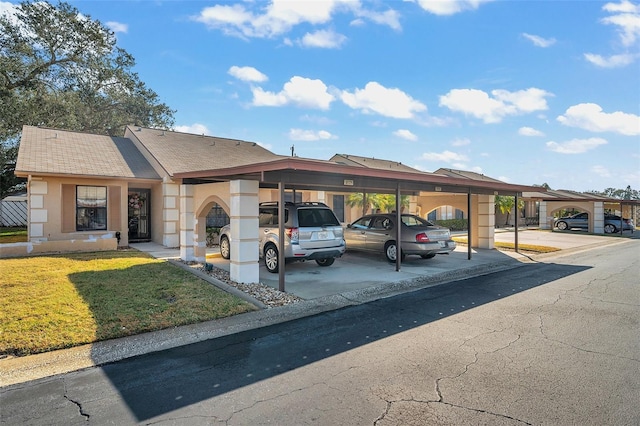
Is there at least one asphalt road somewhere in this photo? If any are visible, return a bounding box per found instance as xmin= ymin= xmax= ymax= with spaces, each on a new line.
xmin=1 ymin=239 xmax=639 ymax=425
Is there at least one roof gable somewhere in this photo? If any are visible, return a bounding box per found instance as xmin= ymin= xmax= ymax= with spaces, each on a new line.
xmin=16 ymin=126 xmax=160 ymax=180
xmin=126 ymin=126 xmax=280 ymax=176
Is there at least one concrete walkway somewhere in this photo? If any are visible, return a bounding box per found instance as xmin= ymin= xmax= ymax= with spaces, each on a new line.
xmin=1 ymin=229 xmax=633 ymax=387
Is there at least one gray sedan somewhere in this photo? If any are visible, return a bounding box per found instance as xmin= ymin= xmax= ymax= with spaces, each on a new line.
xmin=344 ymin=213 xmax=456 ymax=262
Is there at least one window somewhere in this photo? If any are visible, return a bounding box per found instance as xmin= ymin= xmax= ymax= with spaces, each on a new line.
xmin=77 ymin=186 xmax=107 ymax=231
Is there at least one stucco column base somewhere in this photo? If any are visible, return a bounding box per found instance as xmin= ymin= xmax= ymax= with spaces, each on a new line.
xmin=229 ymin=180 xmax=259 ymax=284
xmin=471 ymin=194 xmax=495 ymax=249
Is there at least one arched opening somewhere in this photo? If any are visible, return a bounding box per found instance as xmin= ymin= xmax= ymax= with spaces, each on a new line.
xmin=425 ymin=205 xmax=467 ymax=231
xmin=194 ymin=195 xmax=231 ymax=259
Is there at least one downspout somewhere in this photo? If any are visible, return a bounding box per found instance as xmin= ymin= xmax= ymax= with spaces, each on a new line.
xmin=467 ymin=188 xmax=472 ymax=260
xmin=278 ymin=181 xmax=285 ymax=292
xmin=514 ymin=193 xmax=519 ymax=253
xmin=395 ymin=183 xmax=401 ymax=272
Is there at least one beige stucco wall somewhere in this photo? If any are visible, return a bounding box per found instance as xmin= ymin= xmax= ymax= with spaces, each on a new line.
xmin=26 ymin=175 xmax=161 ymax=248
xmin=0 ymin=238 xmax=117 ymax=258
xmin=27 ymin=176 xmax=126 ymax=243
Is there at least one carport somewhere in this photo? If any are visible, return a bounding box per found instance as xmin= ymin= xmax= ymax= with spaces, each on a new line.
xmin=174 ymin=157 xmax=542 ymax=292
xmin=524 ymin=189 xmax=640 ymax=233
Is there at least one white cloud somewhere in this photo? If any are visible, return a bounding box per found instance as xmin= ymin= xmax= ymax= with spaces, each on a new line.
xmin=289 ymin=128 xmax=336 ymax=141
xmin=393 ymin=129 xmax=418 ymax=141
xmin=228 ymin=66 xmax=268 ymax=82
xmin=354 ymin=7 xmax=401 ymax=30
xmin=522 ymin=33 xmax=556 ymax=47
xmin=413 ymin=0 xmax=494 ymax=16
xmin=340 ymin=82 xmax=427 ymax=119
xmin=584 ymin=52 xmax=637 ymax=67
xmin=439 ymin=88 xmax=551 ymax=123
xmin=193 ymin=1 xmax=400 ymax=40
xmin=421 ymin=150 xmax=469 ymax=163
xmin=106 ymin=21 xmax=128 ymax=33
xmin=519 ymin=126 xmax=545 ymax=137
xmin=252 ymin=76 xmax=335 ymax=109
xmin=591 ymin=165 xmax=612 ymax=178
xmin=546 ymin=137 xmax=608 ymax=154
xmin=451 ymin=137 xmax=471 ymax=146
xmin=601 ymin=0 xmax=640 ymax=46
xmin=557 ymin=103 xmax=640 ymax=135
xmin=300 ymin=29 xmax=347 ymax=48
xmin=174 ymin=123 xmax=211 ymax=135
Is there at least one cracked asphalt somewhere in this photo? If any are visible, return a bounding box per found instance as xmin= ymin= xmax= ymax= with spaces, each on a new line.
xmin=1 ymin=238 xmax=638 ymax=425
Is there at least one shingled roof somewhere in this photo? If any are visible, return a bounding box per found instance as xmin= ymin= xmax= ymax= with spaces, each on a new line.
xmin=329 ymin=154 xmax=422 ymax=173
xmin=16 ymin=126 xmax=161 ymax=180
xmin=126 ymin=126 xmax=280 ymax=176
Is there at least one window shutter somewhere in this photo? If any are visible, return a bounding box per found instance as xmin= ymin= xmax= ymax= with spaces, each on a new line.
xmin=61 ymin=184 xmax=75 ymax=233
xmin=108 ymin=186 xmax=121 ymax=231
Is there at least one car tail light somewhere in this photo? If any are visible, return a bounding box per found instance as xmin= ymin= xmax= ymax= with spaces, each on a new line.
xmin=416 ymin=233 xmax=430 ymax=243
xmin=286 ymin=227 xmax=299 ymax=242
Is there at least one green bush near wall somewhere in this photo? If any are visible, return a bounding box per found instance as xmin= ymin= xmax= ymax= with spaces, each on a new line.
xmin=433 ymin=219 xmax=468 ymax=231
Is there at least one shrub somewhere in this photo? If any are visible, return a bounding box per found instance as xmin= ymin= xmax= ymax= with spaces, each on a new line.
xmin=434 ymin=219 xmax=467 ymax=231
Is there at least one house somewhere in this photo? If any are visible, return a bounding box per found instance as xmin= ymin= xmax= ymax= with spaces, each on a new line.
xmin=11 ymin=125 xmax=545 ymax=284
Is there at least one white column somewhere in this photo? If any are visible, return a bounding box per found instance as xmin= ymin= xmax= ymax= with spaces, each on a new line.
xmin=179 ymin=184 xmax=195 ymax=261
xmin=229 ymin=180 xmax=259 ymax=284
xmin=593 ymin=202 xmax=604 ymax=233
xmin=29 ymin=180 xmax=47 ymax=242
xmin=477 ymin=194 xmax=495 ymax=249
xmin=539 ymin=201 xmax=551 ymax=230
xmin=163 ymin=181 xmax=180 ymax=247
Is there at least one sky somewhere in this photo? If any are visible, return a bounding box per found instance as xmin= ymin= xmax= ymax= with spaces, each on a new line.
xmin=4 ymin=0 xmax=640 ymax=192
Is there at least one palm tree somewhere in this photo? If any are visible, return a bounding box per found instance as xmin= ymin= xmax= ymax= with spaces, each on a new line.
xmin=495 ymin=195 xmax=524 ymax=226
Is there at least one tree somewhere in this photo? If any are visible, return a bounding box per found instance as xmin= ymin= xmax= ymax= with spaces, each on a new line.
xmin=346 ymin=193 xmax=410 ymax=214
xmin=0 ymin=1 xmax=175 ymax=198
xmin=495 ymin=195 xmax=524 ymax=226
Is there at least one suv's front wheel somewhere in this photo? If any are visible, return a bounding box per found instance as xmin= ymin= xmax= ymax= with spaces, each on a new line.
xmin=264 ymin=244 xmax=279 ymax=273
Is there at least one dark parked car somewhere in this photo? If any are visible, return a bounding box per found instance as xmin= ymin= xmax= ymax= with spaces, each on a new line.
xmin=344 ymin=213 xmax=456 ymax=262
xmin=219 ymin=202 xmax=345 ymax=273
xmin=554 ymin=212 xmax=634 ymax=233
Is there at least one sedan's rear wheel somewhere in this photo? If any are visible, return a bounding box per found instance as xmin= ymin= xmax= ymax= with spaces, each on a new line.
xmin=604 ymin=224 xmax=616 ymax=234
xmin=316 ymin=258 xmax=335 ymax=267
xmin=219 ymin=236 xmax=230 ymax=259
xmin=264 ymin=244 xmax=279 ymax=273
xmin=556 ymin=221 xmax=568 ymax=230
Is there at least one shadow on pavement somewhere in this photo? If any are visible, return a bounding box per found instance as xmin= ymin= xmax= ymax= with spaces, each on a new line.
xmin=89 ymin=260 xmax=590 ymax=421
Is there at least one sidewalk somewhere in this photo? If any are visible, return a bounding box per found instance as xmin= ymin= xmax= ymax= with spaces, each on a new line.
xmin=1 ymin=229 xmax=633 ymax=387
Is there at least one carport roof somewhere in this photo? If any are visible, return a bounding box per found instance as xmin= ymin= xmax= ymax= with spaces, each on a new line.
xmin=523 ymin=188 xmax=640 ymax=204
xmin=174 ymin=156 xmax=543 ymax=196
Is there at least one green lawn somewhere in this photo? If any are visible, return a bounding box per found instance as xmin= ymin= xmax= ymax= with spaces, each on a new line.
xmin=0 ymin=250 xmax=256 ymax=356
xmin=0 ymin=226 xmax=27 ymax=243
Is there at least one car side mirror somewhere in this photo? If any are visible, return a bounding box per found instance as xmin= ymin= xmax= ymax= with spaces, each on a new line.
xmin=347 ymin=224 xmax=352 ymax=228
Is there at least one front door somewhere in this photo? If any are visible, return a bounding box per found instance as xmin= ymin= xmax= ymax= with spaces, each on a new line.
xmin=128 ymin=189 xmax=150 ymax=242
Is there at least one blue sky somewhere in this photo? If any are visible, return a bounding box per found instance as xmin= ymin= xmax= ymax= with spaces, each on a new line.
xmin=7 ymin=0 xmax=640 ymax=192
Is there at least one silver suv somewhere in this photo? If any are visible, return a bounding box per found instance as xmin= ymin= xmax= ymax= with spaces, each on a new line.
xmin=219 ymin=202 xmax=346 ymax=273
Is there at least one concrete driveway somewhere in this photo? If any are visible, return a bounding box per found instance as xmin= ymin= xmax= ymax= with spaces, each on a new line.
xmin=203 ymin=229 xmax=629 ymax=300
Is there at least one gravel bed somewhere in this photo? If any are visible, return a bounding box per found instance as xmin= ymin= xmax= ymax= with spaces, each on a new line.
xmin=192 ymin=262 xmax=304 ymax=308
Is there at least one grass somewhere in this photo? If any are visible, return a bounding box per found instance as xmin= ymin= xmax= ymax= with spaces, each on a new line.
xmin=0 ymin=250 xmax=256 ymax=356
xmin=0 ymin=226 xmax=28 ymax=243
xmin=451 ymin=236 xmax=561 ymax=254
